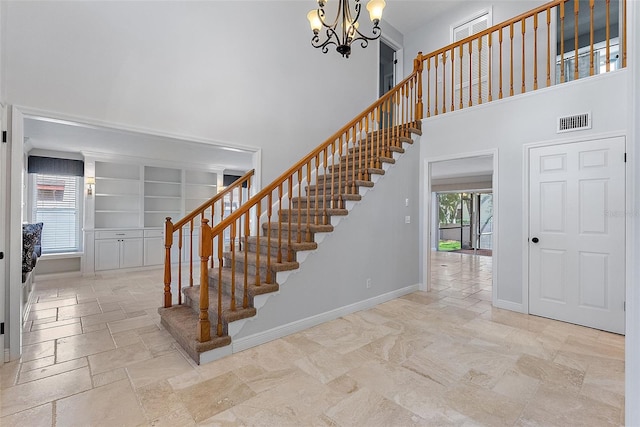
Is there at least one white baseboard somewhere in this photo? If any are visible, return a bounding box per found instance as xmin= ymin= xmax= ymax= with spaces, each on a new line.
xmin=231 ymin=283 xmax=419 ymax=353
xmin=493 ymin=298 xmax=525 ymax=313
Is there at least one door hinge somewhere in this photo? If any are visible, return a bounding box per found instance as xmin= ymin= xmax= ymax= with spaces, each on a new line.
xmin=624 ymin=301 xmax=626 ymax=311
xmin=1 ymin=323 xmax=4 ymax=334
xmin=624 ymin=153 xmax=627 ymax=162
xmin=0 ymin=251 xmax=4 ymax=260
xmin=2 ymin=131 xmax=6 ymax=143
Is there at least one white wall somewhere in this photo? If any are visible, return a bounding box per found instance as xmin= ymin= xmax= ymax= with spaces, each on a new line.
xmin=627 ymin=0 xmax=639 ymax=424
xmin=402 ymin=0 xmax=548 ymax=76
xmin=419 ymin=70 xmax=627 ymax=308
xmin=235 ymin=136 xmax=421 ymax=340
xmin=2 ymin=1 xmax=380 ymax=185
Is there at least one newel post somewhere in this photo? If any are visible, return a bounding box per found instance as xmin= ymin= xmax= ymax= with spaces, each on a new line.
xmin=197 ymin=218 xmax=212 ymax=342
xmin=163 ymin=217 xmax=173 ymax=308
xmin=414 ymin=51 xmax=424 ymax=122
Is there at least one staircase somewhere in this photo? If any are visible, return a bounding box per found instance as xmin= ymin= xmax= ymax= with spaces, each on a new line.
xmin=159 ymin=124 xmax=421 ymax=364
xmin=158 ymin=0 xmax=627 ymax=364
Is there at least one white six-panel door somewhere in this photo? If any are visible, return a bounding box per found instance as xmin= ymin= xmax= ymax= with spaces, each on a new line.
xmin=529 ymin=137 xmax=626 ymax=334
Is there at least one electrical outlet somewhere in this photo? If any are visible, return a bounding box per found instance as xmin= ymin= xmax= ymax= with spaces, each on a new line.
xmin=366 ymin=278 xmax=371 ymax=288
xmin=405 ymin=215 xmax=411 ymax=224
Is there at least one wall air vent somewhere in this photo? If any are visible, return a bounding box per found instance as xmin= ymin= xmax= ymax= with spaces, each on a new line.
xmin=557 ymin=112 xmax=591 ymax=133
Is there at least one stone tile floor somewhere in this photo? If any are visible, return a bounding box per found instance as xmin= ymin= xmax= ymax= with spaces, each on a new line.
xmin=0 ymin=251 xmax=625 ymax=426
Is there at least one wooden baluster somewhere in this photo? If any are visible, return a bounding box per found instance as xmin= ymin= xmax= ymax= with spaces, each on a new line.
xmin=488 ymin=33 xmax=493 ymax=101
xmin=468 ymin=41 xmax=473 ymax=106
xmin=323 ymin=147 xmax=329 ymax=224
xmin=255 ymin=201 xmax=261 ymax=285
xmin=338 ymin=135 xmax=344 ymax=209
xmin=351 ymin=126 xmax=357 ymax=194
xmin=574 ymin=0 xmax=579 ymax=81
xmin=358 ymin=119 xmax=365 ymax=181
xmin=230 ymin=220 xmax=236 ymax=311
xmin=189 ymin=220 xmax=193 ymax=286
xmin=277 ymin=184 xmax=283 ymax=263
xmin=216 ymin=227 xmax=223 ymax=336
xmin=460 ymin=43 xmax=464 ymax=107
xmin=314 ymin=155 xmax=320 ymax=224
xmin=560 ymin=1 xmax=565 ymax=83
xmin=243 ymin=211 xmax=249 ymax=308
xmin=178 ymin=227 xmax=183 ymax=302
xmin=367 ymin=114 xmax=373 ymax=174
xmin=287 ymin=177 xmax=293 ymax=260
xmin=521 ymin=19 xmax=526 ymax=93
xmin=499 ymin=28 xmax=504 ymax=99
xmin=296 ymin=169 xmax=302 ymax=242
xmin=478 ymin=36 xmax=483 ymax=104
xmin=546 ymin=8 xmax=551 ymax=86
xmin=266 ymin=192 xmax=272 ymax=284
xmin=426 ymin=57 xmax=431 ymax=117
xmin=450 ymin=47 xmax=455 ymax=110
xmin=534 ymin=13 xmax=538 ymax=90
xmin=209 ymin=206 xmax=215 ymax=268
xmin=306 ymin=163 xmax=312 ymax=242
xmin=415 ymin=52 xmax=424 ymax=120
xmin=590 ymin=0 xmax=595 ymax=76
xmin=434 ymin=53 xmax=439 ymax=115
xmin=510 ymin=23 xmax=514 ymax=96
xmin=374 ymin=107 xmax=381 ymax=169
xmin=198 ymin=218 xmax=212 ymax=342
xmin=163 ymin=217 xmax=173 ymax=307
xmin=605 ymin=0 xmax=611 ymax=72
xmin=238 ymin=184 xmax=244 ymax=251
xmin=441 ymin=52 xmax=446 ymax=113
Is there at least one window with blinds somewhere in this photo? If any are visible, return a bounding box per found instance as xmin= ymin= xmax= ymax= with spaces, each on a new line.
xmin=452 ymin=12 xmax=490 ymax=106
xmin=31 ymin=173 xmax=82 ymax=253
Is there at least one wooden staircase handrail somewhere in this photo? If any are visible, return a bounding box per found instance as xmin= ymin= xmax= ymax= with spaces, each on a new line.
xmin=206 ymin=73 xmax=421 ymax=240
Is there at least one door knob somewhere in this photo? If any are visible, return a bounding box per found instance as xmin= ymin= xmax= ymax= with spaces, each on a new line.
xmin=531 ymin=237 xmax=539 ymax=243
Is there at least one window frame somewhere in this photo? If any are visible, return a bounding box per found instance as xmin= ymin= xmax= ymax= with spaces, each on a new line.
xmin=29 ymin=172 xmax=84 ymax=254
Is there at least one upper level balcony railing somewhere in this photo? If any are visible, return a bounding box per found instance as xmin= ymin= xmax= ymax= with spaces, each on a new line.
xmin=417 ymin=0 xmax=627 ymax=118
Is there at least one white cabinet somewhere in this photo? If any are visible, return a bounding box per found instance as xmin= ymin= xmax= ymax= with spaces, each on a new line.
xmin=95 ymin=230 xmax=143 ymax=271
xmin=143 ymin=229 xmax=164 ymax=266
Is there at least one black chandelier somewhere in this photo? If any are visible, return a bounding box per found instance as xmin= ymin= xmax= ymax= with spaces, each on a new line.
xmin=307 ymin=0 xmax=386 ymax=58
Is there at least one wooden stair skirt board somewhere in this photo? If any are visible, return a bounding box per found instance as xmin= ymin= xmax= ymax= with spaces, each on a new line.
xmin=158 ymin=126 xmax=422 ymax=364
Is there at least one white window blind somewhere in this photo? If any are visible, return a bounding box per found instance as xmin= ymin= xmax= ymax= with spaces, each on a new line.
xmin=452 ymin=13 xmax=490 ymax=106
xmin=31 ymin=173 xmax=81 ymax=253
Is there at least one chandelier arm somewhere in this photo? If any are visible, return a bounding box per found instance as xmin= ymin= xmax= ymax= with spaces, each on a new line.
xmin=351 ymin=23 xmax=382 ymax=42
xmin=311 ymin=28 xmax=340 ymax=54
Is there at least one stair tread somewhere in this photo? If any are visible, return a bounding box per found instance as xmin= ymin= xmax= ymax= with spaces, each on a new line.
xmin=262 ymin=222 xmax=334 ymax=233
xmin=183 ymin=285 xmax=258 ymax=322
xmin=246 ymin=236 xmax=318 ymax=252
xmin=306 ymin=180 xmax=374 ymax=191
xmin=348 ymin=144 xmax=405 ymax=154
xmin=205 ymin=268 xmax=281 ymax=296
xmin=316 ymin=167 xmax=385 ymax=179
xmin=223 ymin=250 xmax=299 ymax=272
xmin=158 ymin=305 xmax=232 ymax=362
xmin=279 ymin=208 xmax=348 ymax=217
xmin=291 ymin=194 xmax=362 ymax=203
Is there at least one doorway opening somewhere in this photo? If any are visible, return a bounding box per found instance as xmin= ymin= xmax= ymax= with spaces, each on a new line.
xmin=436 ymin=191 xmax=493 ymax=256
xmin=427 ymin=154 xmax=495 ymax=303
xmin=379 ymin=39 xmax=396 ymax=97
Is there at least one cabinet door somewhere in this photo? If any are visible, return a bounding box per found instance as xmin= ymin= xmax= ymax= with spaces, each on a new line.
xmin=144 ymin=236 xmax=164 ymax=266
xmin=95 ymin=239 xmax=121 ymax=271
xmin=120 ymin=238 xmax=144 ymax=269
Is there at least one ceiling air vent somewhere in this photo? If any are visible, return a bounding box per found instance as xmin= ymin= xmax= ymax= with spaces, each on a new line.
xmin=557 ymin=112 xmax=591 ymax=133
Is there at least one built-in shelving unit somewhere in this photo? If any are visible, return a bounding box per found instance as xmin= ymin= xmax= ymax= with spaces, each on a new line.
xmin=94 ymin=161 xmax=141 ymax=229
xmin=184 ymin=170 xmax=217 ymax=212
xmin=88 ymin=157 xmax=223 ymax=274
xmin=144 ymin=166 xmax=182 ymax=228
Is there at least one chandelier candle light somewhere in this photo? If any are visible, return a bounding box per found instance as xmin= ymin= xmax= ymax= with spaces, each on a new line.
xmin=307 ymin=0 xmax=386 ymax=58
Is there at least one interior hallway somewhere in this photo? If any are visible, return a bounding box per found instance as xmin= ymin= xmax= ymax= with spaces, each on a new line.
xmin=0 ymin=253 xmax=624 ymax=426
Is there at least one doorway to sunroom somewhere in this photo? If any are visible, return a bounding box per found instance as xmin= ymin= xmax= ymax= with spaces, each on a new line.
xmin=436 ymin=191 xmax=493 ymax=256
